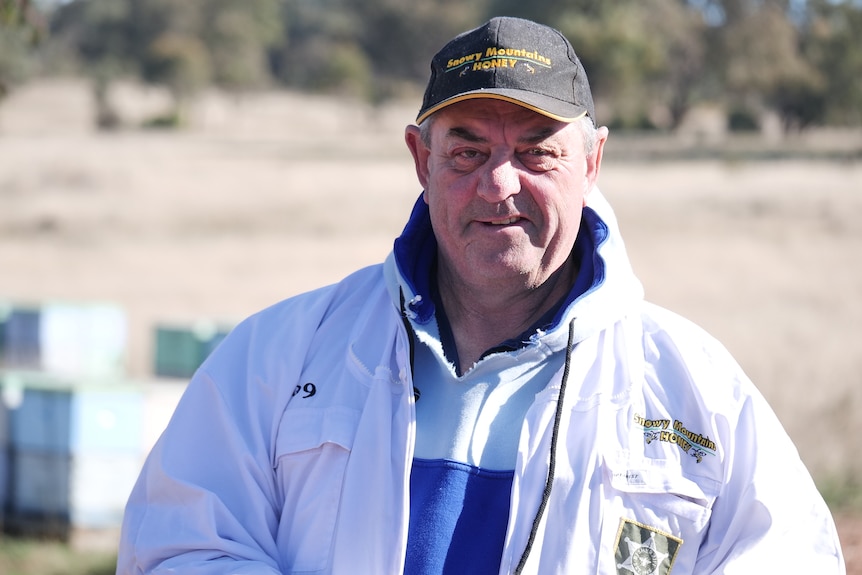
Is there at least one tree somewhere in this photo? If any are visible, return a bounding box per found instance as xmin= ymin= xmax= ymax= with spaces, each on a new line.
xmin=143 ymin=32 xmax=210 ymax=124
xmin=50 ymin=0 xmax=138 ymax=127
xmin=274 ymin=0 xmax=483 ymax=103
xmin=39 ymin=0 xmax=862 ymax=129
xmin=134 ymin=0 xmax=284 ymax=118
xmin=551 ymin=0 xmax=708 ymax=130
xmin=647 ymin=0 xmax=710 ymax=129
xmin=352 ymin=0 xmax=488 ymax=85
xmin=487 ymin=0 xmax=604 ymax=24
xmin=803 ymin=0 xmax=862 ymax=126
xmin=200 ymin=0 xmax=283 ymax=92
xmin=0 ymin=0 xmax=45 ymax=103
xmin=273 ymin=0 xmax=365 ymax=96
xmin=721 ymin=1 xmax=824 ymax=130
xmin=51 ymin=0 xmax=283 ymax=126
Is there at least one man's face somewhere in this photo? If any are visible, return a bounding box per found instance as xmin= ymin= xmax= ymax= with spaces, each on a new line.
xmin=406 ymin=99 xmax=607 ymax=292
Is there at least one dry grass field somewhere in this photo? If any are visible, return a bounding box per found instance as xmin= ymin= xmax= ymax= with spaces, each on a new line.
xmin=0 ymin=79 xmax=860 ymax=571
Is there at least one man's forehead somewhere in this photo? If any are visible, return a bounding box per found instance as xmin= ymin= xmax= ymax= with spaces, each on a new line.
xmin=442 ymin=124 xmax=563 ymax=146
xmin=433 ymin=102 xmax=570 ymax=143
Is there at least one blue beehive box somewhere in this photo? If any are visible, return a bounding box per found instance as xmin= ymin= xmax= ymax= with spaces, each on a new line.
xmin=0 ymin=301 xmax=127 ymax=378
xmin=0 ymin=392 xmax=8 ymax=527
xmin=1 ymin=307 xmax=41 ymax=370
xmin=0 ymin=303 xmax=8 ymax=364
xmin=8 ymin=378 xmax=143 ymax=454
xmin=2 ymin=373 xmax=145 ymax=532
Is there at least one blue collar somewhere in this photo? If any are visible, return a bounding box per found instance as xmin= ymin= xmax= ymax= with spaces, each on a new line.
xmin=394 ymin=194 xmax=609 ymax=364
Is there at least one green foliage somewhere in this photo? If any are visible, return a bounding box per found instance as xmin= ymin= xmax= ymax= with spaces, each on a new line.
xmin=719 ymin=3 xmax=826 ymax=129
xmin=727 ymin=107 xmax=760 ymax=132
xmin=554 ymin=0 xmax=708 ymax=130
xmin=819 ymin=475 xmax=862 ymax=513
xmin=141 ymin=110 xmax=183 ymax=129
xmin=805 ymin=0 xmax=862 ymax=125
xmin=0 ymin=537 xmax=116 ymax=575
xmin=0 ymin=25 xmax=32 ymax=99
xmin=47 ymin=0 xmax=138 ymax=127
xmin=769 ymin=75 xmax=827 ymax=131
xmin=1 ymin=0 xmax=28 ymax=27
xmin=0 ymin=0 xmax=45 ymax=100
xmin=144 ymin=32 xmax=211 ymax=100
xmin=48 ymin=0 xmax=284 ymax=126
xmin=275 ymin=0 xmax=483 ymax=102
xmin=1 ymin=0 xmax=45 ymax=38
xmin=33 ymin=0 xmax=862 ymax=131
xmin=201 ymin=0 xmax=283 ymax=91
xmin=350 ymin=0 xmax=487 ymax=82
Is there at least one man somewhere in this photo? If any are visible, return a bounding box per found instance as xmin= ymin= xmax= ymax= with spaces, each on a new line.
xmin=117 ymin=17 xmax=845 ymax=574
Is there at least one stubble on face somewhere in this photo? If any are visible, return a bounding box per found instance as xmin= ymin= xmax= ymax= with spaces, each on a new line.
xmin=421 ymin=101 xmax=594 ymax=298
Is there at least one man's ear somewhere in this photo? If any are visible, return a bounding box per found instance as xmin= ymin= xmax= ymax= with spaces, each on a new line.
xmin=405 ymin=125 xmax=431 ymax=190
xmin=583 ymin=125 xmax=609 ymax=205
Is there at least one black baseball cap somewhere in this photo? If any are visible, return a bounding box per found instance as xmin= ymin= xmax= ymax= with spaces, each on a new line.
xmin=416 ymin=17 xmax=595 ymax=125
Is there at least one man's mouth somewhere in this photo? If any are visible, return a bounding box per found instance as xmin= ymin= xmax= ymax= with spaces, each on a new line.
xmin=488 ymin=216 xmax=520 ymax=225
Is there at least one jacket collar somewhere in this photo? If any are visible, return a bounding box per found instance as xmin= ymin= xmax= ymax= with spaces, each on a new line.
xmin=385 ymin=188 xmax=644 ymax=350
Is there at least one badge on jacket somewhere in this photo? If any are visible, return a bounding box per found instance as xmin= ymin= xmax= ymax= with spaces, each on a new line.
xmin=614 ymin=518 xmax=682 ymax=575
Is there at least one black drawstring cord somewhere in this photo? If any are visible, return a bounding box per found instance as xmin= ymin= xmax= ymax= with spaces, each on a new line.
xmin=513 ymin=317 xmax=576 ymax=574
xmin=399 ymin=289 xmax=418 ymax=398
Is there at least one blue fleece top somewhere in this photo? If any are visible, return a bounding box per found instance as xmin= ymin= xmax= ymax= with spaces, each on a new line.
xmin=399 ymin=198 xmax=601 ymax=574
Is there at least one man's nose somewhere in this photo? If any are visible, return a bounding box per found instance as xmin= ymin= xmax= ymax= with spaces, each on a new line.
xmin=476 ymin=157 xmax=520 ymax=203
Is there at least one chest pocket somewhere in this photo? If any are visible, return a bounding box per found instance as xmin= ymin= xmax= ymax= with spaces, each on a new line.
xmin=599 ymin=457 xmax=720 ymax=575
xmin=273 ymin=406 xmax=361 ymax=574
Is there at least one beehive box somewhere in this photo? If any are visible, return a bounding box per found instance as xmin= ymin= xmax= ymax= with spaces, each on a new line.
xmin=1 ymin=373 xmax=144 ymax=535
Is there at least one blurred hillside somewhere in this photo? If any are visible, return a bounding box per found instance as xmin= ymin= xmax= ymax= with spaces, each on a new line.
xmin=3 ymin=0 xmax=862 ymax=135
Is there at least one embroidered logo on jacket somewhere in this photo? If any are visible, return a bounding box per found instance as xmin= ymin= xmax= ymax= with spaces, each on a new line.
xmin=634 ymin=414 xmax=716 ymax=463
xmin=614 ymin=518 xmax=682 ymax=575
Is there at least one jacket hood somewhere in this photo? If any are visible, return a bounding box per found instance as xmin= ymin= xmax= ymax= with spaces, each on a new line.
xmin=384 ymin=187 xmax=644 ymax=351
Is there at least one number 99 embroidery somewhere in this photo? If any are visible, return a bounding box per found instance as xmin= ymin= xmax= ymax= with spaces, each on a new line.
xmin=292 ymin=382 xmax=317 ymax=399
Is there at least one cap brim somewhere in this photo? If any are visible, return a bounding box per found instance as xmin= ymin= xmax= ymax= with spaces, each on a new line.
xmin=416 ymin=89 xmax=589 ymax=125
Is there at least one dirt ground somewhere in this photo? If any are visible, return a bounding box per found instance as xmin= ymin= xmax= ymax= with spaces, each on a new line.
xmin=1 ymin=79 xmax=860 ymax=569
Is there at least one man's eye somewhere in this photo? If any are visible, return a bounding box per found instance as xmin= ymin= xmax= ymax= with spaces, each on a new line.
xmin=526 ymin=148 xmax=549 ymax=156
xmin=520 ymin=149 xmax=558 ymax=172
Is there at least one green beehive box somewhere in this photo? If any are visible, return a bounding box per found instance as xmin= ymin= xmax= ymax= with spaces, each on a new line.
xmin=153 ymin=322 xmax=232 ymax=379
xmin=153 ymin=326 xmax=206 ymax=379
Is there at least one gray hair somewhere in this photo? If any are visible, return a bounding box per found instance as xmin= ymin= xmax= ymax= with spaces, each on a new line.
xmin=418 ymin=115 xmax=435 ymax=148
xmin=577 ymin=116 xmax=599 ymax=157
